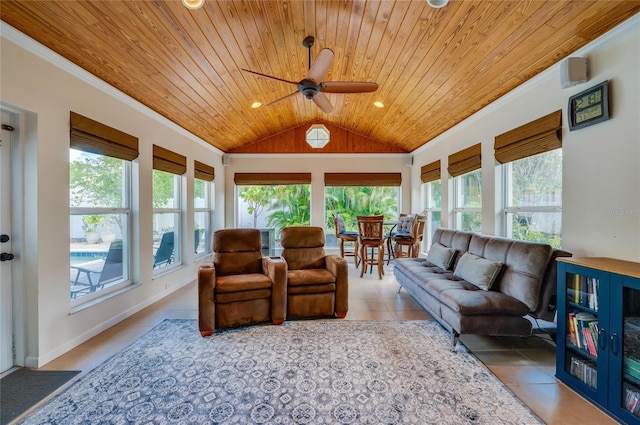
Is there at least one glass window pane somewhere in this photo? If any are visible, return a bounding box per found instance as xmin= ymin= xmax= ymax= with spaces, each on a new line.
xmin=153 ymin=213 xmax=179 ymax=269
xmin=325 ymin=186 xmax=399 ymax=248
xmin=153 ymin=169 xmax=179 ymax=209
xmin=70 ymin=148 xmax=124 ymax=208
xmin=459 ymin=211 xmax=482 ymax=233
xmin=194 ymin=211 xmax=209 ymax=254
xmin=509 ymin=150 xmax=562 ymax=207
xmin=194 ymin=178 xmax=211 ymax=256
xmin=507 ymin=212 xmax=562 ymax=248
xmin=459 ymin=169 xmax=482 ymax=208
xmin=429 ymin=180 xmax=442 ymax=208
xmin=237 ymin=184 xmax=311 ymax=253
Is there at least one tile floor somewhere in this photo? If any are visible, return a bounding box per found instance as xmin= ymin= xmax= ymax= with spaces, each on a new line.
xmin=29 ymin=261 xmax=618 ymax=424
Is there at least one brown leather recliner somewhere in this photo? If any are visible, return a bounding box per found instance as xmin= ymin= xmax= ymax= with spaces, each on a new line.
xmin=198 ymin=228 xmax=287 ymax=336
xmin=280 ymin=226 xmax=348 ymax=319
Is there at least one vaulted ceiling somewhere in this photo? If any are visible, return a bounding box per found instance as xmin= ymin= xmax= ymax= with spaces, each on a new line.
xmin=1 ymin=1 xmax=638 ymax=154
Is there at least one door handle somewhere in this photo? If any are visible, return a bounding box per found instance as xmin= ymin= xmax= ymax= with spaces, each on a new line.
xmin=0 ymin=253 xmax=14 ymax=261
xmin=0 ymin=234 xmax=9 ymax=243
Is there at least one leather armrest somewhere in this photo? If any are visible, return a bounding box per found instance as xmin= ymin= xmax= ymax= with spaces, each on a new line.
xmin=326 ymin=254 xmax=349 ymax=315
xmin=198 ymin=263 xmax=217 ymax=337
xmin=263 ymin=257 xmax=288 ymax=322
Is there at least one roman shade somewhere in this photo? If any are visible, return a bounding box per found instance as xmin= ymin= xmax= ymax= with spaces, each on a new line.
xmin=448 ymin=144 xmax=481 ymax=177
xmin=324 ymin=173 xmax=402 ymax=186
xmin=153 ymin=145 xmax=186 ymax=175
xmin=234 ymin=173 xmax=312 ymax=185
xmin=420 ymin=160 xmax=441 ymax=183
xmin=70 ymin=112 xmax=138 ymax=160
xmin=194 ymin=160 xmax=214 ymax=181
xmin=494 ymin=110 xmax=562 ymax=164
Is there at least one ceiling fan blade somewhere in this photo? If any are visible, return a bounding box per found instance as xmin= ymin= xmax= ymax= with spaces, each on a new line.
xmin=241 ymin=68 xmax=298 ymax=86
xmin=263 ymin=91 xmax=299 ymax=107
xmin=312 ymin=92 xmax=333 ymax=113
xmin=321 ymin=81 xmax=379 ymax=93
xmin=306 ymin=48 xmax=334 ymax=84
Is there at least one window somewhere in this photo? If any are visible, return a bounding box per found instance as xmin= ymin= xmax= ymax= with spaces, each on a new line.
xmin=235 ymin=173 xmax=312 ymax=255
xmin=194 ymin=161 xmax=214 ymax=256
xmin=324 ymin=173 xmax=401 ymax=249
xmin=495 ymin=110 xmax=562 ymax=247
xmin=69 ymin=112 xmax=137 ymax=302
xmin=503 ymin=149 xmax=562 ymax=247
xmin=449 ymin=144 xmax=482 ymax=233
xmin=153 ymin=170 xmax=181 ymax=270
xmin=422 ymin=179 xmax=441 ymax=247
xmin=453 ymin=169 xmax=482 ymax=232
xmin=194 ymin=181 xmax=212 ymax=255
xmin=420 ymin=160 xmax=441 ymax=248
xmin=152 ymin=145 xmax=186 ymax=272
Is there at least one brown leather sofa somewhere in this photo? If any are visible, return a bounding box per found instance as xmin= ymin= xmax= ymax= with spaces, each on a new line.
xmin=198 ymin=228 xmax=287 ymax=336
xmin=280 ymin=226 xmax=349 ymax=319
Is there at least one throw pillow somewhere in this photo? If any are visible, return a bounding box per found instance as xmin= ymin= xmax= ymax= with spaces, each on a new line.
xmin=426 ymin=242 xmax=457 ymax=270
xmin=454 ymin=252 xmax=503 ymax=290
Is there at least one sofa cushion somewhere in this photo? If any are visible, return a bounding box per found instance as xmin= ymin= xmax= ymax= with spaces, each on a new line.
xmin=426 ymin=242 xmax=457 ymax=270
xmin=468 ymin=234 xmax=552 ymax=311
xmin=438 ymin=289 xmax=530 ymax=316
xmin=454 ymin=252 xmax=503 ymax=290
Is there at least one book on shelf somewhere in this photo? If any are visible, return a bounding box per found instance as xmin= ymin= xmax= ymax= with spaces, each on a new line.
xmin=625 ymin=357 xmax=640 ymax=381
xmin=570 ymin=274 xmax=599 ymax=310
xmin=569 ymin=354 xmax=597 ymax=389
xmin=624 ymin=385 xmax=640 ymax=417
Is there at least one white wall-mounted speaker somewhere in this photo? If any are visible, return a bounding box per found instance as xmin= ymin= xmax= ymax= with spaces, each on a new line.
xmin=404 ymin=155 xmax=413 ymax=166
xmin=222 ymin=155 xmax=231 ymax=166
xmin=560 ymin=57 xmax=588 ymax=89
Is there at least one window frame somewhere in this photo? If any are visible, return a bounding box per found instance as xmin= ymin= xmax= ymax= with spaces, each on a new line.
xmin=453 ymin=169 xmax=482 ymax=232
xmin=194 ymin=177 xmax=213 ymax=257
xmin=421 ymin=178 xmax=442 ymax=249
xmin=152 ymin=169 xmax=183 ymax=274
xmin=69 ymin=151 xmax=133 ymax=306
xmin=501 ymin=149 xmax=562 ymax=246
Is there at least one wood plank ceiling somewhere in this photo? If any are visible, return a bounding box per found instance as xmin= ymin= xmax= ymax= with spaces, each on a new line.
xmin=1 ymin=1 xmax=638 ymax=154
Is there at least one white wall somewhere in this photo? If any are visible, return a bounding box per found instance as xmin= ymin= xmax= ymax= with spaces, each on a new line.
xmin=411 ymin=17 xmax=640 ymax=262
xmin=1 ymin=25 xmax=225 ymax=367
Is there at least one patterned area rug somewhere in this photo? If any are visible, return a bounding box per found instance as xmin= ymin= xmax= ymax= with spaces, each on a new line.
xmin=20 ymin=320 xmax=542 ymax=424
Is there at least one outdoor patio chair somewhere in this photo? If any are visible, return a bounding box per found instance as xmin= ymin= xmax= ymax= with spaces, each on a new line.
xmin=153 ymin=231 xmax=174 ymax=268
xmin=70 ymin=240 xmax=123 ymax=299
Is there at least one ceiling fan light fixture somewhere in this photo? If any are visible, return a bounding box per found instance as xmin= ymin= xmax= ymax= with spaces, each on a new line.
xmin=426 ymin=0 xmax=449 ymax=8
xmin=374 ymin=101 xmax=385 ymax=108
xmin=306 ymin=124 xmax=330 ymax=149
xmin=182 ymin=0 xmax=205 ymax=10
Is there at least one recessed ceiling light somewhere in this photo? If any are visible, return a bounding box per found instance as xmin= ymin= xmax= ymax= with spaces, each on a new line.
xmin=251 ymin=102 xmax=262 ymax=109
xmin=374 ymin=101 xmax=384 ymax=108
xmin=182 ymin=0 xmax=205 ymax=10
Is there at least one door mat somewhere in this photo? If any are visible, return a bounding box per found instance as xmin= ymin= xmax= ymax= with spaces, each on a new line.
xmin=0 ymin=368 xmax=80 ymax=424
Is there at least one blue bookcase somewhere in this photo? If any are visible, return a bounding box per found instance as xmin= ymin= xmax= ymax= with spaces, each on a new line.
xmin=557 ymin=257 xmax=640 ymax=425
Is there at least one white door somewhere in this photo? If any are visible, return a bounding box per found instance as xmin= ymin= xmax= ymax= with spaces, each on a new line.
xmin=0 ymin=111 xmax=15 ymax=373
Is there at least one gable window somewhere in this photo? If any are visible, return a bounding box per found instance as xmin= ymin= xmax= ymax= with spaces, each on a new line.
xmin=420 ymin=160 xmax=441 ymax=248
xmin=69 ymin=112 xmax=137 ymax=302
xmin=449 ymin=144 xmax=482 ymax=233
xmin=194 ymin=160 xmax=214 ymax=256
xmin=152 ymin=145 xmax=185 ymax=272
xmin=496 ymin=110 xmax=562 ymax=247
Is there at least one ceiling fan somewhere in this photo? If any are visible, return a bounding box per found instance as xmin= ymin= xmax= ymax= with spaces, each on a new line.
xmin=242 ymin=36 xmax=378 ymax=114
